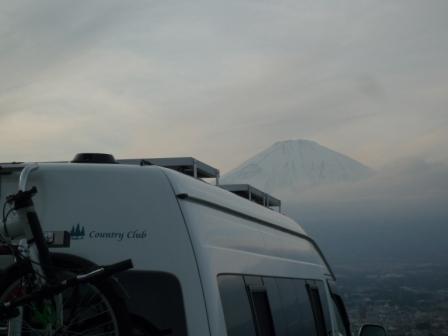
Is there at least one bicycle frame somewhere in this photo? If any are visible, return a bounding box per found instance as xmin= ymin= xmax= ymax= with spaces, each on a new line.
xmin=2 ymin=165 xmax=50 ymax=277
xmin=0 ymin=164 xmax=63 ymax=335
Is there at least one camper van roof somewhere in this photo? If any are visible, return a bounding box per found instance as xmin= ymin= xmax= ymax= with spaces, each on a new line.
xmin=161 ymin=166 xmax=335 ymax=279
xmin=1 ymin=157 xmax=219 ymax=180
xmin=0 ymin=162 xmax=297 ymax=233
xmin=162 ymin=167 xmax=305 ymax=236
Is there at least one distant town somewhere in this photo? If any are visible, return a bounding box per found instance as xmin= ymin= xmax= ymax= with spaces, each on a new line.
xmin=336 ymin=263 xmax=448 ymax=336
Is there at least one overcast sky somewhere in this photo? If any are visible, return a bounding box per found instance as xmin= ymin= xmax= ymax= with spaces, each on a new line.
xmin=0 ymin=0 xmax=447 ymax=172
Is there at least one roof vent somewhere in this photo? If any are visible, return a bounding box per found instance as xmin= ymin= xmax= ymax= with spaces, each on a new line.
xmin=71 ymin=153 xmax=117 ymax=164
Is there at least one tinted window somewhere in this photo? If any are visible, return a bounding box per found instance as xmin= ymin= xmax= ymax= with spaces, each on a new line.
xmin=307 ymin=284 xmax=327 ymax=336
xmin=332 ymin=294 xmax=351 ymax=336
xmin=219 ymin=275 xmax=336 ymax=336
xmin=294 ymin=280 xmax=319 ymax=336
xmin=276 ymin=278 xmax=318 ymax=336
xmin=276 ymin=279 xmax=300 ymax=335
xmin=244 ymin=275 xmax=263 ymax=287
xmin=264 ymin=277 xmax=287 ymax=336
xmin=218 ymin=275 xmax=257 ymax=336
xmin=118 ymin=271 xmax=187 ymax=336
xmin=315 ymin=281 xmax=332 ymax=336
xmin=249 ymin=288 xmax=276 ymax=336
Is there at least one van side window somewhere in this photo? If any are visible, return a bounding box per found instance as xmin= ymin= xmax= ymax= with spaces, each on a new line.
xmin=218 ymin=275 xmax=257 ymax=336
xmin=247 ymin=286 xmax=276 ymax=336
xmin=328 ymin=281 xmax=352 ymax=336
xmin=263 ymin=277 xmax=287 ymax=336
xmin=306 ymin=282 xmax=328 ymax=336
xmin=117 ymin=271 xmax=188 ymax=336
xmin=277 ymin=278 xmax=318 ymax=336
xmin=218 ymin=275 xmax=333 ymax=336
xmin=331 ymin=294 xmax=351 ymax=336
xmin=315 ymin=280 xmax=332 ymax=336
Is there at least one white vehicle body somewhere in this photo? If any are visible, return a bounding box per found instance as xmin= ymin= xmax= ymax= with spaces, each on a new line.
xmin=0 ymin=161 xmax=350 ymax=336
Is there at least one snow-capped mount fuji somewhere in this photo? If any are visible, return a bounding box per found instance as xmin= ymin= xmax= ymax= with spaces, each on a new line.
xmin=221 ymin=139 xmax=372 ymax=194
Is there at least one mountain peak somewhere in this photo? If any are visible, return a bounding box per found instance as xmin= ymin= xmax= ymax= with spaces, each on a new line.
xmin=274 ymin=139 xmax=318 ymax=146
xmin=271 ymin=139 xmax=323 ymax=152
xmin=221 ymin=139 xmax=372 ymax=194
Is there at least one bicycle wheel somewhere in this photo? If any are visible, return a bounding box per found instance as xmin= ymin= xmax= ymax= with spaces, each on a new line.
xmin=0 ymin=263 xmax=131 ymax=335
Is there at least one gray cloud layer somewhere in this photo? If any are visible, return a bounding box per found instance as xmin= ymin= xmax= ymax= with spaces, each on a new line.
xmin=284 ymin=158 xmax=448 ymax=265
xmin=0 ymin=1 xmax=447 ymax=170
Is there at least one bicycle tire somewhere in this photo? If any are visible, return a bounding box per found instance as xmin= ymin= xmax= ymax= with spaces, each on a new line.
xmin=0 ymin=259 xmax=132 ymax=335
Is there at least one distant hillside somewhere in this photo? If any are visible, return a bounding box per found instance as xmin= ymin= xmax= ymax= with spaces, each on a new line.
xmin=221 ymin=139 xmax=372 ymax=194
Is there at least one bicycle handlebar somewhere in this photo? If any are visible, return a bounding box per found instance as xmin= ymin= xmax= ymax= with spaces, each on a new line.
xmin=69 ymin=259 xmax=133 ymax=284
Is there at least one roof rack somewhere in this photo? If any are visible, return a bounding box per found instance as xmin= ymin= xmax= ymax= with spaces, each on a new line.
xmin=1 ymin=159 xmax=280 ymax=211
xmin=0 ymin=162 xmax=28 ymax=174
xmin=1 ymin=157 xmax=220 ymax=184
xmin=220 ymin=184 xmax=281 ymax=212
xmin=117 ymin=157 xmax=220 ymax=183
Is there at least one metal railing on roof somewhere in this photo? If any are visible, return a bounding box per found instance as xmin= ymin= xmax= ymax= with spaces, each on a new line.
xmin=0 ymin=162 xmax=28 ymax=175
xmin=117 ymin=157 xmax=220 ymax=184
xmin=220 ymin=183 xmax=281 ymax=212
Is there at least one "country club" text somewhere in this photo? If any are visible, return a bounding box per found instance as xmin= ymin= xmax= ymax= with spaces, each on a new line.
xmin=88 ymin=230 xmax=148 ymax=242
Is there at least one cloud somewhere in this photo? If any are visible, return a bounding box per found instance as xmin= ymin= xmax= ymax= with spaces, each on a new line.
xmin=283 ymin=158 xmax=448 ymax=265
xmin=0 ymin=0 xmax=447 ymax=171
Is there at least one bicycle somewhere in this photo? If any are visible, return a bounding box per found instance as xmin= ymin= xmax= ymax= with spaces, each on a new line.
xmin=0 ymin=164 xmax=134 ymax=335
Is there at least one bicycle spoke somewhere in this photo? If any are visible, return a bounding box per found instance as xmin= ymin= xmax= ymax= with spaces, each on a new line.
xmin=63 ymin=294 xmax=107 ymax=329
xmin=0 ymin=280 xmax=120 ymax=335
xmin=67 ymin=309 xmax=114 ymax=331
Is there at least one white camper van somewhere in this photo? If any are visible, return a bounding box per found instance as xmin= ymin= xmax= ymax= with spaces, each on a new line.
xmin=0 ymin=154 xmax=383 ymax=336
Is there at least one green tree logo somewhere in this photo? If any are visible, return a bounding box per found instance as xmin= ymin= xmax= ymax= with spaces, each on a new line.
xmin=70 ymin=223 xmax=86 ymax=240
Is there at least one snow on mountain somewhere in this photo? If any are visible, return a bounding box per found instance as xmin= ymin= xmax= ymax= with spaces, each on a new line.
xmin=221 ymin=139 xmax=372 ymax=194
